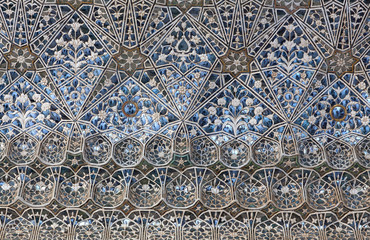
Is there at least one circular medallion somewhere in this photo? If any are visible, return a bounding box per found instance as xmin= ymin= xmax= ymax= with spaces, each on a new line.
xmin=122 ymin=101 xmax=139 ymax=117
xmin=330 ymin=104 xmax=347 ymax=121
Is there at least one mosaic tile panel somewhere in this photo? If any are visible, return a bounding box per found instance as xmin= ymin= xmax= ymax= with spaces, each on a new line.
xmin=0 ymin=0 xmax=369 ymax=239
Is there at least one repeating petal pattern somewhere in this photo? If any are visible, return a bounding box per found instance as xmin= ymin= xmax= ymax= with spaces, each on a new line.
xmin=0 ymin=0 xmax=369 ymax=239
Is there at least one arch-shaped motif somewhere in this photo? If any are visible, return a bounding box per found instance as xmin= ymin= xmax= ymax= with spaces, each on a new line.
xmin=22 ymin=174 xmax=54 ymax=205
xmin=255 ymin=220 xmax=284 ymax=240
xmin=8 ymin=133 xmax=38 ymax=164
xmin=83 ymin=134 xmax=112 ymax=165
xmin=93 ymin=176 xmax=125 ymax=207
xmin=165 ymin=173 xmax=197 ymax=208
xmin=201 ymin=176 xmax=233 ymax=209
xmin=252 ymin=138 xmax=281 ymax=166
xmin=306 ymin=179 xmax=339 ymax=210
xmin=298 ymin=138 xmax=325 ymax=167
xmin=145 ymin=135 xmax=173 ymax=166
xmin=39 ymin=132 xmax=67 ymax=165
xmin=4 ymin=217 xmax=33 ymax=240
xmin=271 ymin=176 xmax=303 ymax=209
xmin=182 ymin=219 xmax=213 ymax=240
xmin=57 ymin=175 xmax=90 ymax=207
xmin=190 ymin=136 xmax=219 ymax=166
xmin=218 ymin=219 xmax=249 ymax=240
xmin=113 ymin=137 xmax=143 ymax=167
xmin=0 ymin=171 xmax=20 ymax=206
xmin=129 ymin=177 xmax=162 ymax=208
xmin=291 ymin=221 xmax=320 ymax=240
xmin=110 ymin=218 xmax=141 ymax=240
xmin=325 ymin=140 xmax=354 ymax=169
xmin=39 ymin=217 xmax=69 ymax=240
xmin=355 ymin=138 xmax=370 ymax=168
xmin=75 ymin=219 xmax=105 ymax=240
xmin=326 ymin=222 xmax=356 ymax=240
xmin=235 ymin=177 xmax=269 ymax=209
xmin=220 ymin=139 xmax=250 ymax=168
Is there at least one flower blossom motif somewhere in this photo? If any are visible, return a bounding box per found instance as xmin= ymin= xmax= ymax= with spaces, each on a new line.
xmin=56 ymin=0 xmax=92 ymax=9
xmin=231 ymin=98 xmax=241 ymax=107
xmin=275 ymin=0 xmax=310 ymax=13
xmin=32 ymin=94 xmax=41 ymax=102
xmin=283 ymin=40 xmax=296 ymax=52
xmin=221 ymin=49 xmax=252 ymax=77
xmin=362 ymin=116 xmax=370 ymax=125
xmin=167 ymin=0 xmax=202 ymax=12
xmin=17 ymin=93 xmax=29 ymax=104
xmin=41 ymin=102 xmax=51 ymax=112
xmin=218 ymin=98 xmax=226 ymax=105
xmin=114 ymin=47 xmax=146 ymax=75
xmin=5 ymin=46 xmax=37 ymax=74
xmin=327 ymin=50 xmax=359 ymax=77
xmin=308 ymin=115 xmax=316 ymax=124
xmin=208 ymin=107 xmax=217 ymax=115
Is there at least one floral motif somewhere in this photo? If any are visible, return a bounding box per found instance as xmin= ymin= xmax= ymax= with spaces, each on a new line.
xmin=57 ymin=0 xmax=93 ymax=9
xmin=221 ymin=49 xmax=252 ymax=77
xmin=327 ymin=51 xmax=358 ymax=77
xmin=167 ymin=0 xmax=202 ymax=12
xmin=114 ymin=48 xmax=145 ymax=75
xmin=5 ymin=46 xmax=37 ymax=73
xmin=275 ymin=0 xmax=310 ymax=12
xmin=0 ymin=0 xmax=368 ymax=238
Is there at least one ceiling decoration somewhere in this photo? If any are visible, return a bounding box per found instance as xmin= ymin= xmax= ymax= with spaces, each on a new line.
xmin=0 ymin=0 xmax=369 ymax=239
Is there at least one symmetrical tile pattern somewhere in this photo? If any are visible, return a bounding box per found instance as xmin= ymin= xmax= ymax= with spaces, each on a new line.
xmin=0 ymin=0 xmax=369 ymax=239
